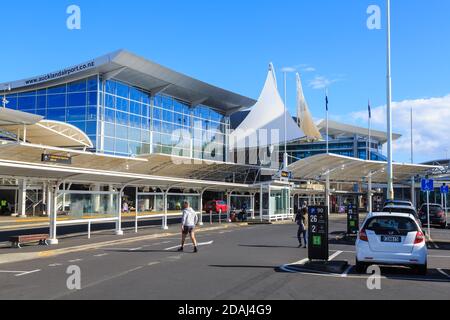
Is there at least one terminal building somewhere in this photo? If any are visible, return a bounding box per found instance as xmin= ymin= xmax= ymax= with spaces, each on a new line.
xmin=0 ymin=50 xmax=437 ymax=243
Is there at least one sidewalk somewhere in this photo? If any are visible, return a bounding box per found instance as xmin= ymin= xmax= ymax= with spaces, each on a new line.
xmin=0 ymin=221 xmax=255 ymax=266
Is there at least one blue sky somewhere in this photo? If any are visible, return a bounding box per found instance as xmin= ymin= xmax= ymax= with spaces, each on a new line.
xmin=1 ymin=0 xmax=449 ymax=163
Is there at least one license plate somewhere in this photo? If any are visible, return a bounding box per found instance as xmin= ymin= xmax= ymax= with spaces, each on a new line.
xmin=381 ymin=236 xmax=402 ymax=243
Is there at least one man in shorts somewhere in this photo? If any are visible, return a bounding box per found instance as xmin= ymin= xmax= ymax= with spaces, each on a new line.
xmin=178 ymin=201 xmax=199 ymax=253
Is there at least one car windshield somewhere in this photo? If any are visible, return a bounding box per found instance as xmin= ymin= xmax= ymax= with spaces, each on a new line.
xmin=420 ymin=205 xmax=442 ymax=213
xmin=365 ymin=216 xmax=418 ymax=236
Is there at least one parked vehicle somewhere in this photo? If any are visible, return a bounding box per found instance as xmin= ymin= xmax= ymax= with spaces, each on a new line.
xmin=419 ymin=204 xmax=447 ymax=229
xmin=383 ymin=200 xmax=414 ymax=208
xmin=204 ymin=200 xmax=228 ymax=215
xmin=383 ymin=204 xmax=421 ymax=225
xmin=356 ymin=212 xmax=428 ymax=275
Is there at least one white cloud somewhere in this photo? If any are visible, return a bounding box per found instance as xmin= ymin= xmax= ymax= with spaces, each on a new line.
xmin=350 ymin=95 xmax=450 ymax=162
xmin=303 ymin=67 xmax=316 ymax=72
xmin=309 ymin=76 xmax=341 ymax=90
xmin=280 ymin=67 xmax=296 ymax=73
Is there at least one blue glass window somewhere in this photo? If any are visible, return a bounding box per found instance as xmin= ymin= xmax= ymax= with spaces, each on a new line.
xmin=116 ymin=126 xmax=128 ymax=140
xmin=6 ymin=97 xmax=17 ymax=109
xmin=37 ymin=89 xmax=47 ymax=95
xmin=18 ymin=90 xmax=36 ymax=97
xmin=85 ymin=121 xmax=97 ymax=135
xmin=106 ymin=81 xmax=116 ymax=95
xmin=66 ymin=107 xmax=86 ymax=121
xmin=67 ymin=93 xmax=87 ymax=107
xmin=104 ymin=137 xmax=115 ymax=153
xmin=47 ymin=94 xmax=66 ymax=108
xmin=105 ymin=94 xmax=115 ymax=108
xmin=130 ymin=101 xmax=141 ymax=115
xmin=116 ymin=82 xmax=129 ymax=99
xmin=105 ymin=108 xmax=115 ymax=123
xmin=105 ymin=123 xmax=115 ymax=137
xmin=88 ymin=92 xmax=97 ymax=106
xmin=87 ymin=107 xmax=97 ymax=121
xmin=37 ymin=96 xmax=46 ymax=108
xmin=130 ymin=115 xmax=141 ymax=128
xmin=87 ymin=76 xmax=98 ymax=91
xmin=47 ymin=84 xmax=66 ymax=94
xmin=115 ymin=139 xmax=128 ymax=154
xmin=116 ymin=111 xmax=129 ymax=126
xmin=128 ymin=128 xmax=141 ymax=142
xmin=161 ymin=96 xmax=173 ymax=110
xmin=163 ymin=109 xmax=173 ymax=123
xmin=130 ymin=87 xmax=142 ymax=102
xmin=18 ymin=96 xmax=36 ymax=110
xmin=68 ymin=79 xmax=87 ymax=92
xmin=36 ymin=109 xmax=46 ymax=117
xmin=116 ymin=97 xmax=129 ymax=112
xmin=47 ymin=108 xmax=66 ymax=121
xmin=153 ymin=107 xmax=161 ymax=120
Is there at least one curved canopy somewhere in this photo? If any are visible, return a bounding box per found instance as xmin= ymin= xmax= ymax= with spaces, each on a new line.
xmin=0 ymin=120 xmax=93 ymax=148
xmin=296 ymin=73 xmax=322 ymax=141
xmin=0 ymin=108 xmax=43 ymax=126
xmin=230 ymin=64 xmax=305 ymax=149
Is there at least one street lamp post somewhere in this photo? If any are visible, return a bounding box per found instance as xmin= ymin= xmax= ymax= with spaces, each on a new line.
xmin=386 ymin=0 xmax=394 ymax=200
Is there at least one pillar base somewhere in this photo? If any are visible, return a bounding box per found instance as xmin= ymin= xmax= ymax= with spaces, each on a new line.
xmin=115 ymin=230 xmax=124 ymax=236
xmin=199 ymin=222 xmax=204 ymax=226
xmin=162 ymin=226 xmax=169 ymax=230
xmin=48 ymin=238 xmax=59 ymax=245
xmin=18 ymin=215 xmax=28 ymax=219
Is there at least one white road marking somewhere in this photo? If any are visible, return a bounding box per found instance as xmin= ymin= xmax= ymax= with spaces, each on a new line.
xmin=129 ymin=247 xmax=142 ymax=251
xmin=68 ymin=259 xmax=83 ymax=263
xmin=49 ymin=263 xmax=63 ymax=267
xmin=437 ymin=269 xmax=450 ymax=279
xmin=328 ymin=251 xmax=343 ymax=261
xmin=0 ymin=270 xmax=26 ymax=274
xmin=15 ymin=269 xmax=41 ymax=277
xmin=148 ymin=262 xmax=161 ymax=266
xmin=341 ymin=265 xmax=354 ymax=278
xmin=94 ymin=253 xmax=109 ymax=257
xmin=164 ymin=241 xmax=214 ymax=251
xmin=291 ymin=258 xmax=309 ymax=265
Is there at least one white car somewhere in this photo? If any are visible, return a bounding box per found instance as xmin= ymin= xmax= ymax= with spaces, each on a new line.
xmin=356 ymin=212 xmax=428 ymax=275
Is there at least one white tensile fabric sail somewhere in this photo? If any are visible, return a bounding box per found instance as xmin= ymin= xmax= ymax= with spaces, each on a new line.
xmin=296 ymin=73 xmax=322 ymax=141
xmin=230 ymin=64 xmax=305 ymax=149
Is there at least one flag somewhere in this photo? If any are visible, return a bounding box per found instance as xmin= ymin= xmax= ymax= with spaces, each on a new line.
xmin=325 ymin=94 xmax=329 ymax=112
xmin=368 ymin=101 xmax=372 ymax=119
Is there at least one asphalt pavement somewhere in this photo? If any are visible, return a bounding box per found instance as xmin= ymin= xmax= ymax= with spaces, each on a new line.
xmin=0 ymin=215 xmax=449 ymax=300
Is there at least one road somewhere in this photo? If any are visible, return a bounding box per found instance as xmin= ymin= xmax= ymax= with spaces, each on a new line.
xmin=0 ymin=216 xmax=449 ymax=300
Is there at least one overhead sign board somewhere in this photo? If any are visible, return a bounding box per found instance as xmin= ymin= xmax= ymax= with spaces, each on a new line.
xmin=441 ymin=184 xmax=449 ymax=195
xmin=308 ymin=206 xmax=329 ymax=261
xmin=41 ymin=154 xmax=72 ymax=165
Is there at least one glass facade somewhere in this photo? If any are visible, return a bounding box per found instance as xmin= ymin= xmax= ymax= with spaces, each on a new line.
xmin=5 ymin=76 xmax=99 ymax=148
xmin=5 ymin=75 xmax=230 ymax=162
xmin=100 ymin=79 xmax=229 ymax=161
xmin=285 ymin=137 xmax=387 ymax=164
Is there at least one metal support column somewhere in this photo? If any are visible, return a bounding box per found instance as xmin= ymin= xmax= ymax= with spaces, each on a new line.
xmin=48 ymin=185 xmax=58 ymax=245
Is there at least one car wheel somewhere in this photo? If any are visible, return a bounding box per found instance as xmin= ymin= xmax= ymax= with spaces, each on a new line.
xmin=355 ymin=260 xmax=368 ymax=274
xmin=413 ymin=264 xmax=428 ymax=276
xmin=442 ymin=223 xmax=447 ymax=229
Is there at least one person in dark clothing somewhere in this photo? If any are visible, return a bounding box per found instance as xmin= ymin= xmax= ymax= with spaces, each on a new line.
xmin=295 ymin=202 xmax=308 ymax=248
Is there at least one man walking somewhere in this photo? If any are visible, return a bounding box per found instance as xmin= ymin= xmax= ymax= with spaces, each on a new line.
xmin=178 ymin=201 xmax=199 ymax=253
xmin=295 ymin=201 xmax=308 ymax=248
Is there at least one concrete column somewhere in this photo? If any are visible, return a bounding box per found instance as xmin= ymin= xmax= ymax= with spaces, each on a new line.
xmin=411 ymin=177 xmax=416 ymax=208
xmin=260 ymin=185 xmax=264 ymax=222
xmin=251 ymin=194 xmax=255 ymax=219
xmin=93 ymin=184 xmax=101 ymax=213
xmin=115 ymin=189 xmax=124 ymax=236
xmin=199 ymin=192 xmax=204 ymax=226
xmin=326 ymin=175 xmax=331 ymax=216
xmin=368 ymin=175 xmax=373 ymax=213
xmin=227 ymin=192 xmax=231 ymax=223
xmin=48 ymin=185 xmax=58 ymax=245
xmin=108 ymin=185 xmax=115 ymax=214
xmin=162 ymin=191 xmax=169 ymax=230
xmin=18 ymin=179 xmax=27 ymax=218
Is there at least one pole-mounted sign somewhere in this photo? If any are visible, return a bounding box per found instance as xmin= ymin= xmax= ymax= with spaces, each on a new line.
xmin=347 ymin=201 xmax=360 ymax=236
xmin=308 ymin=206 xmax=329 ymax=261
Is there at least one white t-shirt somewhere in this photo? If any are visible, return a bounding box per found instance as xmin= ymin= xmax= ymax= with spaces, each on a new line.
xmin=182 ymin=208 xmax=198 ymax=228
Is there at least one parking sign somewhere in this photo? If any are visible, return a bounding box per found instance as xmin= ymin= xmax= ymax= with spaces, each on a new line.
xmin=441 ymin=184 xmax=449 ymax=195
xmin=421 ymin=179 xmax=434 ymax=192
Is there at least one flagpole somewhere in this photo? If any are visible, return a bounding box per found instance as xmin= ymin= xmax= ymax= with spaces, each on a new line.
xmin=386 ymin=0 xmax=395 ymax=200
xmin=283 ymin=71 xmax=288 ymax=170
xmin=368 ymin=100 xmax=372 ymax=161
xmin=411 ymin=106 xmax=416 ymax=207
xmin=326 ymin=89 xmax=329 ymax=154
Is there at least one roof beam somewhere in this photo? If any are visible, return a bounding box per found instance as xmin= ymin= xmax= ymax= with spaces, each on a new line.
xmin=190 ymin=97 xmax=209 ymax=108
xmin=149 ymin=84 xmax=172 ymax=97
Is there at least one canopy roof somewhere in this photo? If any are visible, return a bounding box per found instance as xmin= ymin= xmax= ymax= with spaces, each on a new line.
xmin=0 ymin=120 xmax=93 ymax=148
xmin=1 ymin=50 xmax=256 ymax=115
xmin=296 ymin=73 xmax=322 ymax=141
xmin=229 ymin=64 xmax=305 ymax=149
xmin=288 ymin=153 xmax=440 ymax=183
xmin=0 ymin=108 xmax=43 ymax=126
xmin=317 ymin=120 xmax=402 ymax=144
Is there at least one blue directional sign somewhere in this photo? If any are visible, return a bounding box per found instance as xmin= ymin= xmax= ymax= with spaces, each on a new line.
xmin=421 ymin=179 xmax=434 ymax=192
xmin=441 ymin=185 xmax=449 ymax=195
